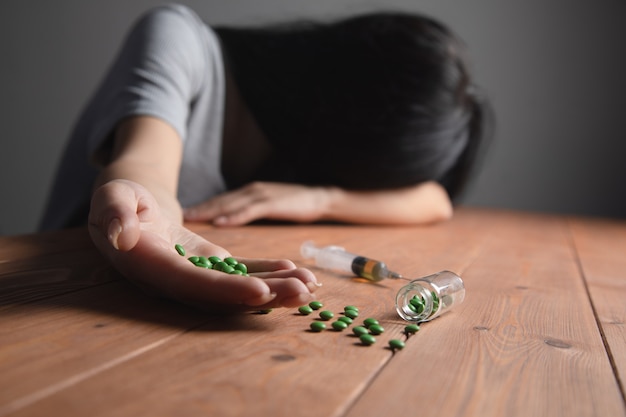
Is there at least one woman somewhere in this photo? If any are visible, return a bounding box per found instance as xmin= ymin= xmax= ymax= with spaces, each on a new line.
xmin=39 ymin=4 xmax=492 ymax=311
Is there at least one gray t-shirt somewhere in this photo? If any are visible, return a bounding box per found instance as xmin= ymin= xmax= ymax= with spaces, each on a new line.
xmin=40 ymin=4 xmax=226 ymax=230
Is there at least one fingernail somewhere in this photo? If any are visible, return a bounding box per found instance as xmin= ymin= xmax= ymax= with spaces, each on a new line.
xmin=107 ymin=218 xmax=122 ymax=250
xmin=244 ymin=292 xmax=277 ymax=307
xmin=306 ymin=281 xmax=323 ymax=293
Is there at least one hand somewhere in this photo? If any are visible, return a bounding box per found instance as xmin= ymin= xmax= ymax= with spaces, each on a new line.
xmin=183 ymin=181 xmax=331 ymax=226
xmin=88 ymin=179 xmax=320 ymax=311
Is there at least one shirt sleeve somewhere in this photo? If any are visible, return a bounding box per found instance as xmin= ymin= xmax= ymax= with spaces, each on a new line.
xmin=83 ymin=4 xmax=210 ymax=156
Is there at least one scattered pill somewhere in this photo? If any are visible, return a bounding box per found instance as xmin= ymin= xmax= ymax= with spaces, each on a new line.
xmin=363 ymin=318 xmax=379 ymax=328
xmin=389 ymin=339 xmax=405 ymax=351
xmin=352 ymin=326 xmax=369 ymax=336
xmin=309 ymin=301 xmax=324 ymax=310
xmin=175 ymin=244 xmax=186 ymax=256
xmin=404 ymin=324 xmax=420 ymax=334
xmin=298 ymin=305 xmax=314 ymax=315
xmin=310 ymin=321 xmax=326 ymax=332
xmin=331 ymin=321 xmax=348 ymax=331
xmin=337 ymin=316 xmax=353 ymax=325
xmin=359 ymin=334 xmax=376 ymax=346
xmin=368 ymin=324 xmax=385 ymax=335
xmin=344 ymin=305 xmax=359 ymax=313
xmin=344 ymin=309 xmax=359 ymax=319
xmin=319 ymin=310 xmax=334 ymax=321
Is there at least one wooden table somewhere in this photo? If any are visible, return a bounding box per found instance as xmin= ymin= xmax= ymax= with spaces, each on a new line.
xmin=1 ymin=208 xmax=625 ymax=417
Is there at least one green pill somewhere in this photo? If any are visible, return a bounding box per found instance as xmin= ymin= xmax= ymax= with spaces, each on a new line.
xmin=344 ymin=305 xmax=359 ymax=313
xmin=319 ymin=310 xmax=334 ymax=321
xmin=389 ymin=339 xmax=406 ymax=351
xmin=369 ymin=324 xmax=385 ymax=335
xmin=221 ymin=265 xmax=235 ymax=274
xmin=298 ymin=305 xmax=314 ymax=315
xmin=309 ymin=301 xmax=323 ymax=310
xmin=188 ymin=256 xmax=200 ymax=264
xmin=404 ymin=324 xmax=420 ymax=334
xmin=331 ymin=321 xmax=348 ymax=331
xmin=410 ymin=297 xmax=425 ymax=314
xmin=337 ymin=316 xmax=353 ymax=325
xmin=212 ymin=261 xmax=229 ymax=272
xmin=196 ymin=256 xmax=211 ymax=268
xmin=258 ymin=309 xmax=273 ymax=314
xmin=363 ymin=318 xmax=379 ymax=328
xmin=229 ymin=269 xmax=244 ymax=275
xmin=310 ymin=321 xmax=326 ymax=332
xmin=352 ymin=326 xmax=369 ymax=336
xmin=344 ymin=309 xmax=359 ymax=319
xmin=234 ymin=263 xmax=248 ymax=274
xmin=359 ymin=334 xmax=376 ymax=346
xmin=208 ymin=256 xmax=222 ymax=264
xmin=224 ymin=257 xmax=238 ymax=266
xmin=175 ymin=244 xmax=186 ymax=256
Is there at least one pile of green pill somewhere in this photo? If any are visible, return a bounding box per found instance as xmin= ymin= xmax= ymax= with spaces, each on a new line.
xmin=407 ymin=291 xmax=439 ymax=317
xmin=175 ymin=244 xmax=248 ymax=276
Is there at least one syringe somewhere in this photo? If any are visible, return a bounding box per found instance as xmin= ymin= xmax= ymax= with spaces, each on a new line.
xmin=300 ymin=241 xmax=405 ymax=282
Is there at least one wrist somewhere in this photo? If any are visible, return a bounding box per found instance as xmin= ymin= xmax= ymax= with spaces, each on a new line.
xmin=318 ymin=185 xmax=344 ymax=221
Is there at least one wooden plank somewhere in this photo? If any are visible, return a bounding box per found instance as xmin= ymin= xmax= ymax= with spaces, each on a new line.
xmin=0 ymin=228 xmax=118 ymax=308
xmin=569 ymin=216 xmax=626 ymax=398
xmin=4 ymin=213 xmax=487 ymax=416
xmin=345 ymin=210 xmax=626 ymax=417
xmin=0 ymin=279 xmax=217 ymax=416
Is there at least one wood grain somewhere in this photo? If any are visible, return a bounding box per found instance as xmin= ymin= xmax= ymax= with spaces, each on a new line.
xmin=1 ymin=209 xmax=623 ymax=417
xmin=344 ymin=210 xmax=625 ymax=417
xmin=569 ymin=216 xmax=626 ymax=399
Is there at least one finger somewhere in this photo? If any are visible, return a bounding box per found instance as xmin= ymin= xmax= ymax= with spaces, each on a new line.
xmin=183 ymin=188 xmax=253 ymax=222
xmin=211 ymin=201 xmax=272 ymax=226
xmin=254 ymin=277 xmax=316 ymax=308
xmin=245 ymin=263 xmax=320 ymax=290
xmin=89 ymin=181 xmax=143 ymax=251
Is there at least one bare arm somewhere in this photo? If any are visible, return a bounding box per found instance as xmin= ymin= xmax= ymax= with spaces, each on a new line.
xmin=184 ymin=180 xmax=453 ymax=227
xmin=322 ymin=181 xmax=453 ymax=225
xmin=87 ymin=116 xmax=319 ymax=311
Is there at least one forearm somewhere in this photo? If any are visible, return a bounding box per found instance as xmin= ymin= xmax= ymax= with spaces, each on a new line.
xmin=321 ymin=181 xmax=453 ymax=225
xmin=94 ymin=116 xmax=184 ymax=224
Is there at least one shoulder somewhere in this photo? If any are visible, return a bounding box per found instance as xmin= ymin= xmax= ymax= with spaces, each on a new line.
xmin=131 ymin=4 xmax=218 ymax=48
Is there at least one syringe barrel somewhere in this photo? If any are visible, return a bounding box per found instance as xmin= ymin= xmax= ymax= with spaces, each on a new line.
xmin=301 ymin=241 xmax=356 ymax=273
xmin=315 ymin=248 xmax=357 ymax=272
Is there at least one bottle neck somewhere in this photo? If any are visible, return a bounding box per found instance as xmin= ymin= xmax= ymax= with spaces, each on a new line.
xmin=395 ymin=280 xmax=439 ymax=322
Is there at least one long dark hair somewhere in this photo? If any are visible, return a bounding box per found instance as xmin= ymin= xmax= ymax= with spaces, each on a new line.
xmin=216 ymin=11 xmax=493 ymax=201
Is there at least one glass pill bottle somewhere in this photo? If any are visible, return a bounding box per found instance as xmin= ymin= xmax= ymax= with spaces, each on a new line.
xmin=395 ymin=270 xmax=465 ymax=322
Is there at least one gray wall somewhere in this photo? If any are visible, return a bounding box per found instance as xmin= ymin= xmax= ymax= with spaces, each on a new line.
xmin=1 ymin=0 xmax=625 ymax=236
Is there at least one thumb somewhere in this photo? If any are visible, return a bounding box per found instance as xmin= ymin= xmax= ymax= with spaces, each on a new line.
xmin=88 ymin=181 xmax=142 ymax=252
